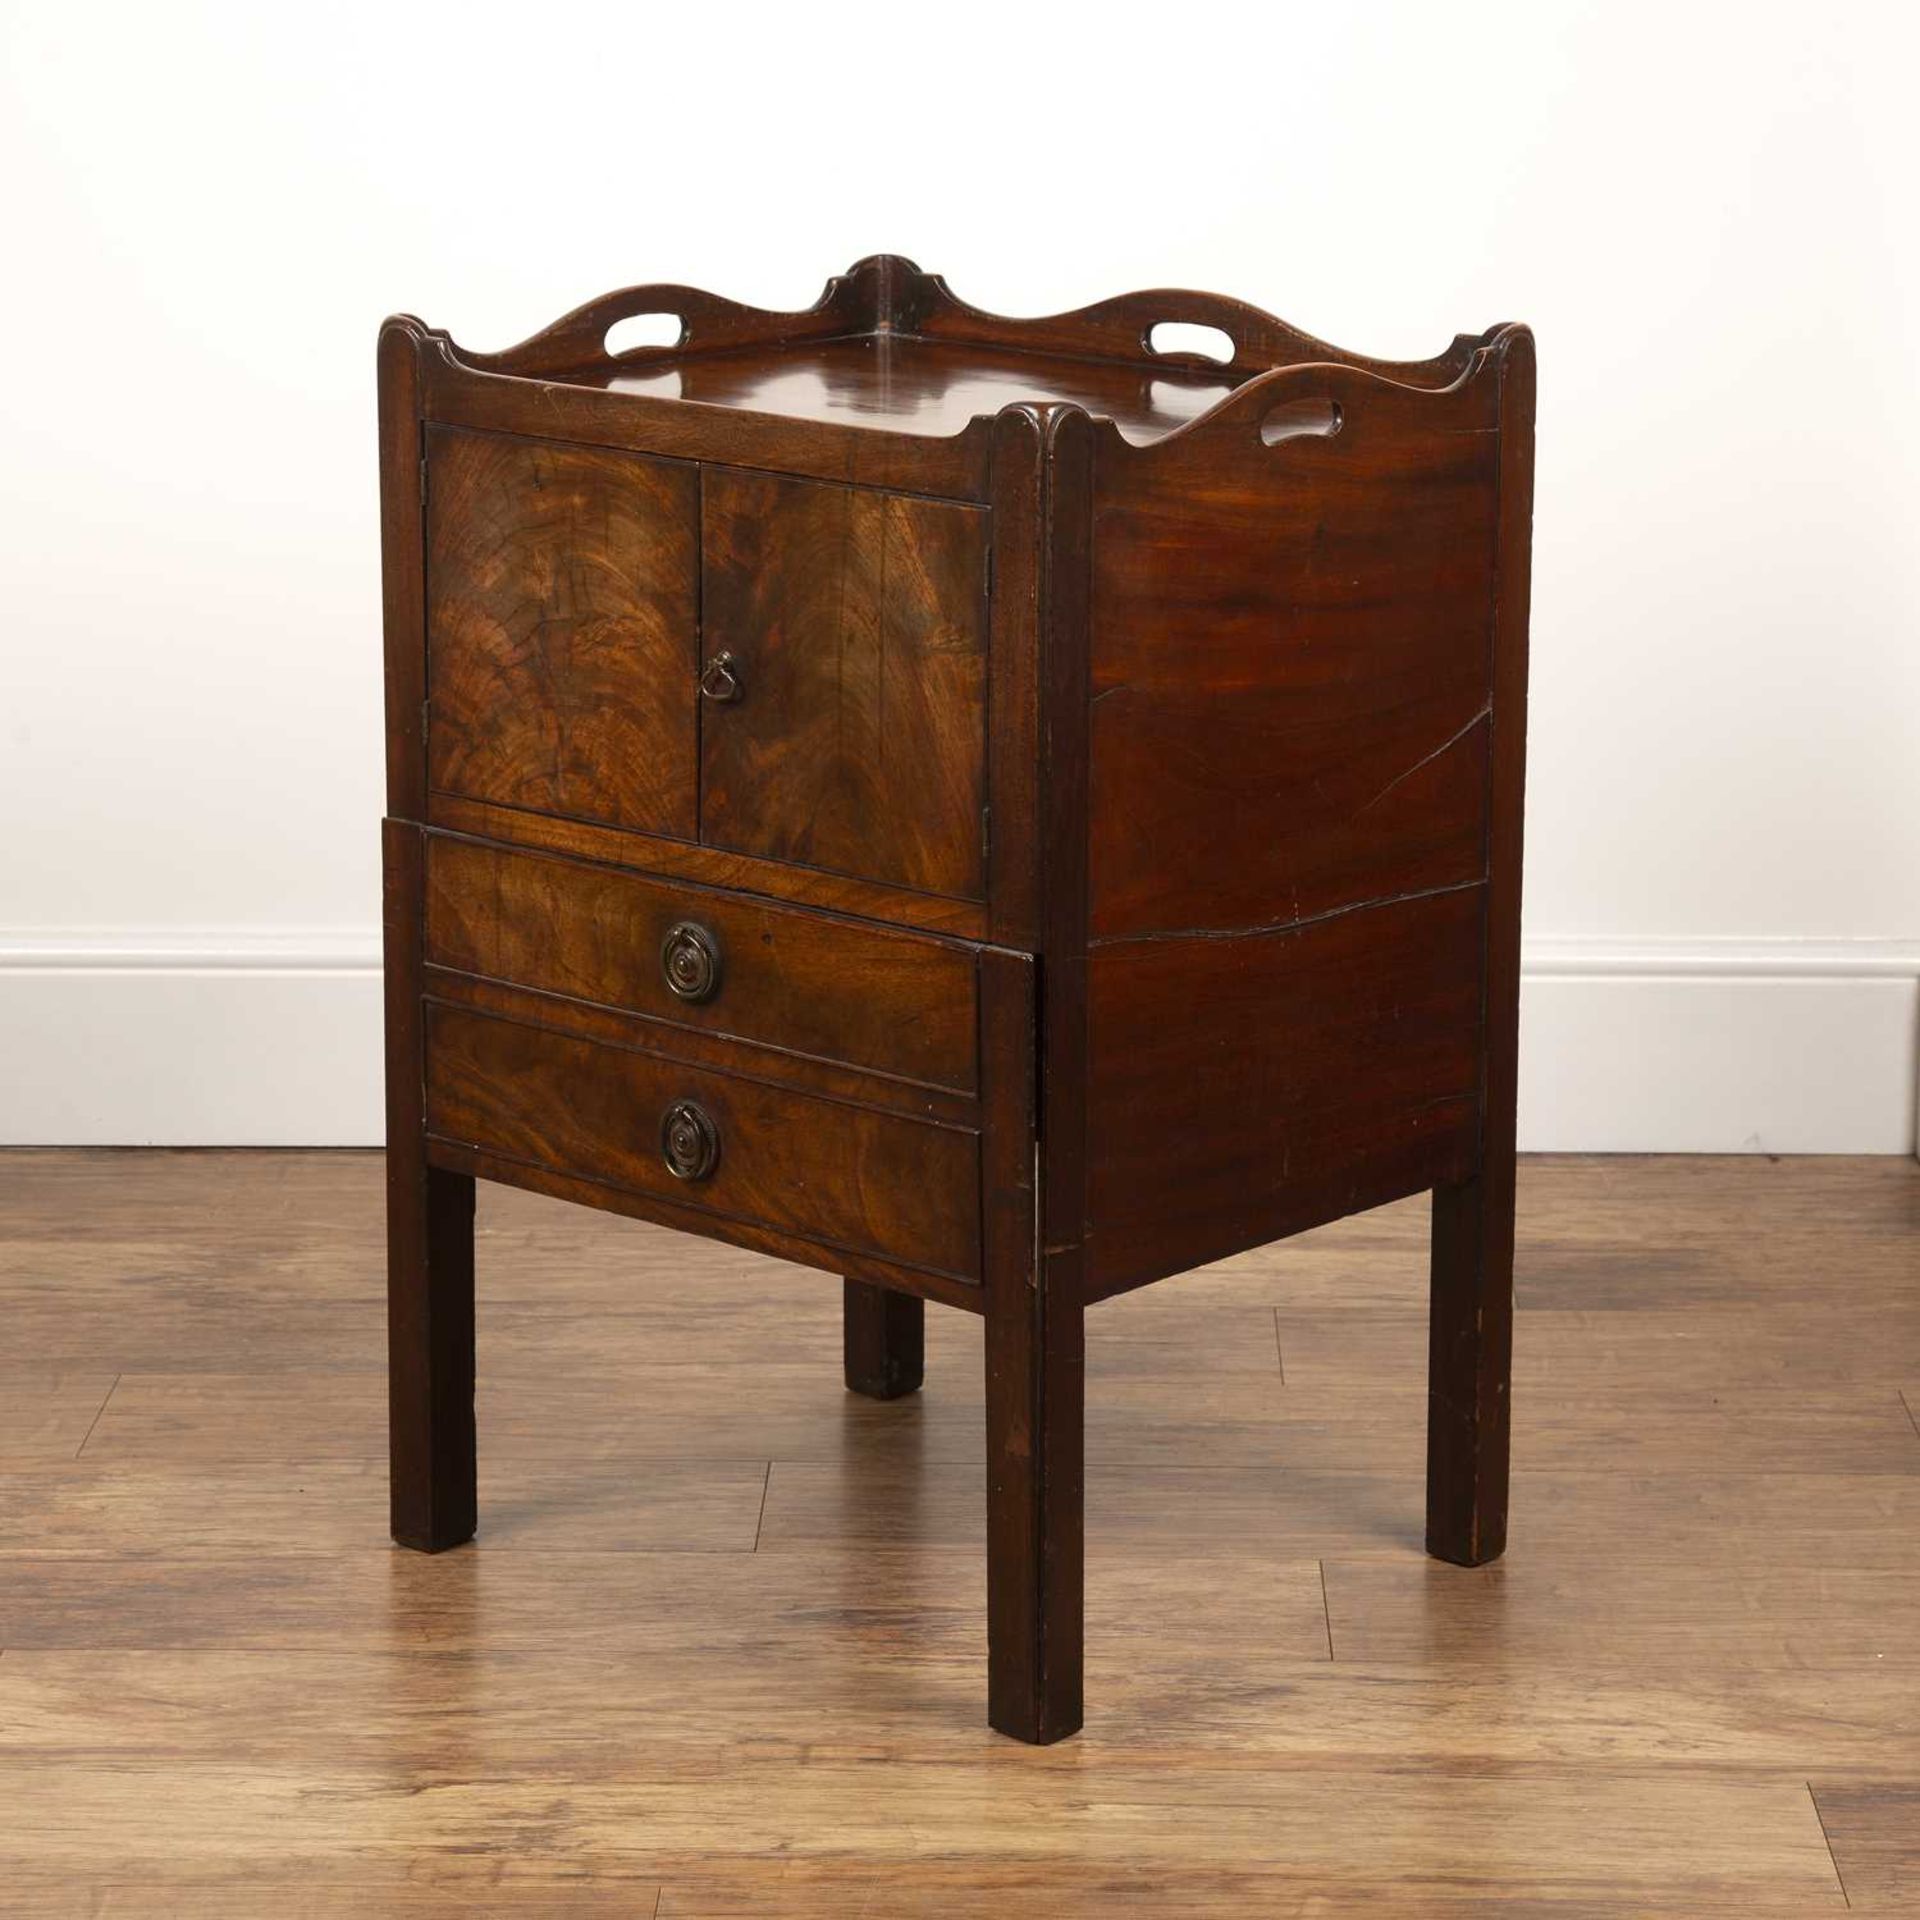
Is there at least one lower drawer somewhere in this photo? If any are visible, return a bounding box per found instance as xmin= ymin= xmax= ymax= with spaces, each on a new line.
xmin=425 ymin=1004 xmax=982 ymax=1281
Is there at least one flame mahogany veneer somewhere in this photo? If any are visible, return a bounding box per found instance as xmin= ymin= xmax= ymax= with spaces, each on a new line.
xmin=379 ymin=256 xmax=1535 ymax=1742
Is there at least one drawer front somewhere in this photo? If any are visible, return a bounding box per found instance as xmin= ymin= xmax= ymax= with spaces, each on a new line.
xmin=699 ymin=469 xmax=989 ymax=900
xmin=426 ymin=426 xmax=699 ymax=837
xmin=426 ymin=1005 xmax=981 ymax=1280
xmin=424 ymin=835 xmax=978 ymax=1092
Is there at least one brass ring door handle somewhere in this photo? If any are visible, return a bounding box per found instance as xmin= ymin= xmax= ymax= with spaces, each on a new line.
xmin=698 ymin=651 xmax=743 ymax=703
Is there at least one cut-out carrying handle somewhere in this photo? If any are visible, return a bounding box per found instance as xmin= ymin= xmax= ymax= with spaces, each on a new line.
xmin=456 ymin=271 xmax=880 ymax=380
xmin=1131 ymin=341 xmax=1515 ymax=463
xmin=602 ymin=308 xmax=687 ymax=357
xmin=1032 ymin=288 xmax=1285 ymax=376
xmin=1121 ymin=293 xmax=1491 ymax=387
xmin=905 ymin=278 xmax=1369 ymax=379
xmin=1133 ymin=299 xmax=1268 ymax=373
xmin=917 ymin=279 xmax=1486 ymax=385
xmin=1145 ymin=318 xmax=1238 ymax=368
xmin=459 ymin=284 xmax=731 ymax=376
xmin=1259 ymin=395 xmax=1343 ymax=444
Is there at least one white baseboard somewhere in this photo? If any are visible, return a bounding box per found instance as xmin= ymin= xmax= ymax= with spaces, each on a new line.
xmin=1518 ymin=939 xmax=1920 ymax=1154
xmin=0 ymin=932 xmax=383 ymax=1148
xmin=1 ymin=931 xmax=1915 ymax=1153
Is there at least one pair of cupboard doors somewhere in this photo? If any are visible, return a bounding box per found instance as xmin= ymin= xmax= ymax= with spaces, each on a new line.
xmin=426 ymin=427 xmax=990 ymax=906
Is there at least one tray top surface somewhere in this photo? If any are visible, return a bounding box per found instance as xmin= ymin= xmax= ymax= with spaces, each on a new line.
xmin=582 ymin=333 xmax=1245 ymax=446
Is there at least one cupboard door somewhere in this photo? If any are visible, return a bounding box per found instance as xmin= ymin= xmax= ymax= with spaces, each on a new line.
xmin=426 ymin=426 xmax=698 ymax=836
xmin=699 ymin=470 xmax=988 ymax=900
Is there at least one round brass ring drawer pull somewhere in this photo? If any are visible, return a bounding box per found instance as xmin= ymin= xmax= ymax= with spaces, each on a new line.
xmin=660 ymin=1099 xmax=720 ymax=1182
xmin=661 ymin=921 xmax=722 ymax=1004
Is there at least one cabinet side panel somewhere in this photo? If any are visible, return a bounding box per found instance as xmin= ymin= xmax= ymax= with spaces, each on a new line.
xmin=1085 ymin=887 xmax=1482 ymax=1296
xmin=1087 ymin=368 xmax=1501 ymax=941
xmin=1082 ymin=362 xmax=1508 ymax=1291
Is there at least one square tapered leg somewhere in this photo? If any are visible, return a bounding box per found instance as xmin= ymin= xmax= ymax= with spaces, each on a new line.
xmin=384 ymin=816 xmax=476 ymax=1553
xmin=984 ymin=1280 xmax=1084 ymax=1743
xmin=1426 ymin=1169 xmax=1514 ymax=1565
xmin=843 ymin=1278 xmax=924 ymax=1399
xmin=388 ymin=1160 xmax=476 ymax=1551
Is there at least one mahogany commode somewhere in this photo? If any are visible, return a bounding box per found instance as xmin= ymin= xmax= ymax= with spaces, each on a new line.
xmin=378 ymin=255 xmax=1536 ymax=1743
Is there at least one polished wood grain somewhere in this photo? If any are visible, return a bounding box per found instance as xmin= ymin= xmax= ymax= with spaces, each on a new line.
xmin=425 ymin=426 xmax=699 ymax=835
xmin=427 ymin=1142 xmax=988 ymax=1315
xmin=605 ymin=334 xmax=1242 ymax=447
xmin=0 ymin=1371 xmax=118 ymax=1464
xmin=424 ymin=965 xmax=978 ymax=1128
xmin=1428 ymin=326 xmax=1535 ymax=1567
xmin=453 ymin=255 xmax=891 ymax=379
xmin=889 ymin=259 xmax=1495 ymax=388
xmin=978 ymin=948 xmax=1078 ymax=1742
xmin=423 ymin=832 xmax=981 ymax=1092
xmin=699 ymin=469 xmax=989 ymax=899
xmin=1032 ymin=402 xmax=1095 ymax=1327
xmin=424 ymin=336 xmax=998 ymax=501
xmin=377 ymin=318 xmax=431 ymax=817
xmin=425 ymin=1005 xmax=982 ymax=1282
xmin=409 ymin=1383 xmax=1920 ymax=1484
xmin=1085 ymin=360 xmax=1502 ymax=942
xmin=428 ymin=791 xmax=991 ymax=939
xmin=1083 ymin=886 xmax=1483 ymax=1296
xmin=4 ymin=1151 xmax=1913 ymax=1912
xmin=1810 ymin=1783 xmax=1920 ymax=1909
xmin=979 ymin=408 xmax=1047 ymax=948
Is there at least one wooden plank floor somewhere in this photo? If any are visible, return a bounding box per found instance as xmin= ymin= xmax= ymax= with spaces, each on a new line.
xmin=1 ymin=1150 xmax=1916 ymax=1915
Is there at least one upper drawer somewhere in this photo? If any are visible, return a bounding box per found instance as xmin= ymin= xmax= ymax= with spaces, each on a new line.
xmin=423 ymin=833 xmax=979 ymax=1094
xmin=699 ymin=469 xmax=989 ymax=901
xmin=425 ymin=426 xmax=699 ymax=837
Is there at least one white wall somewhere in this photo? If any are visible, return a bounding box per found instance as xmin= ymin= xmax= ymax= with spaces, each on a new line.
xmin=2 ymin=0 xmax=1916 ymax=1149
